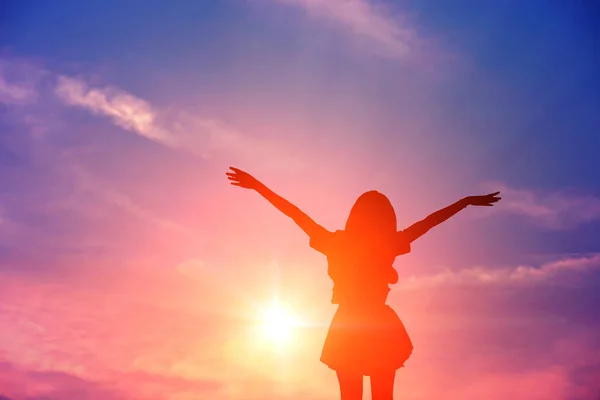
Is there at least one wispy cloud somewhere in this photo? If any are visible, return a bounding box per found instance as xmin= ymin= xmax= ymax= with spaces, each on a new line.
xmin=0 ymin=75 xmax=37 ymax=105
xmin=482 ymin=182 xmax=600 ymax=229
xmin=399 ymin=254 xmax=600 ymax=290
xmin=0 ymin=269 xmax=325 ymax=400
xmin=272 ymin=0 xmax=418 ymax=60
xmin=0 ymin=61 xmax=41 ymax=105
xmin=54 ymin=76 xmax=245 ymax=159
xmin=55 ymin=76 xmax=177 ymax=146
xmin=0 ymin=361 xmax=124 ymax=400
xmin=53 ymin=75 xmax=306 ymax=170
xmin=72 ymin=166 xmax=193 ymax=234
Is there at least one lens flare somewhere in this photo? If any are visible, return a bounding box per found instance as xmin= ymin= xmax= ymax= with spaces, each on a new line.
xmin=258 ymin=302 xmax=302 ymax=348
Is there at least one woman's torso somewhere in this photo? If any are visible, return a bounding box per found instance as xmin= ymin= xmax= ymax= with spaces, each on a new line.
xmin=325 ymin=231 xmax=398 ymax=308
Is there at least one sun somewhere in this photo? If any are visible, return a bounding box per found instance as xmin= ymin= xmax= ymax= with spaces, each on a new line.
xmin=258 ymin=302 xmax=302 ymax=348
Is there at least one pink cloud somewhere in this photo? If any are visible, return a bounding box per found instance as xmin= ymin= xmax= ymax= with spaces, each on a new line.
xmin=1 ymin=249 xmax=599 ymax=399
xmin=53 ymin=76 xmax=248 ymax=159
xmin=0 ymin=268 xmax=230 ymax=399
xmin=53 ymin=76 xmax=303 ymax=169
xmin=271 ymin=0 xmax=419 ymax=60
xmin=0 ymin=60 xmax=42 ymax=105
xmin=54 ymin=76 xmax=176 ymax=146
xmin=481 ymin=182 xmax=600 ymax=229
xmin=448 ymin=368 xmax=570 ymax=400
xmin=0 ymin=75 xmax=37 ymax=105
xmin=0 ymin=258 xmax=343 ymax=399
xmin=0 ymin=360 xmax=224 ymax=400
xmin=398 ymin=253 xmax=600 ymax=290
xmin=71 ymin=166 xmax=192 ymax=234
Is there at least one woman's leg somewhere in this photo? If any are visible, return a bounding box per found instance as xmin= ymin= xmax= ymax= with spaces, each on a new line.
xmin=336 ymin=370 xmax=363 ymax=400
xmin=370 ymin=369 xmax=396 ymax=400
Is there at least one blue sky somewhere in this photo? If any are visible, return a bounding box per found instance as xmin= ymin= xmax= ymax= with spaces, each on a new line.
xmin=1 ymin=1 xmax=599 ymax=399
xmin=4 ymin=0 xmax=599 ymax=194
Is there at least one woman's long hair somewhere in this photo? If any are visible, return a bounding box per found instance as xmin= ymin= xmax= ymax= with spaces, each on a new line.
xmin=344 ymin=191 xmax=397 ymax=244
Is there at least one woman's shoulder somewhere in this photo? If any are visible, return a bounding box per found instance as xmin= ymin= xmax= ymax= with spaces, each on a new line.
xmin=309 ymin=229 xmax=345 ymax=255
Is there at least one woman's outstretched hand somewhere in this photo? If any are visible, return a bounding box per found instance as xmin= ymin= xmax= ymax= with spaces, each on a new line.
xmin=226 ymin=167 xmax=260 ymax=189
xmin=465 ymin=191 xmax=501 ymax=207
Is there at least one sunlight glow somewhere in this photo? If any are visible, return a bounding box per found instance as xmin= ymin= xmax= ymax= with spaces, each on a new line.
xmin=258 ymin=302 xmax=302 ymax=348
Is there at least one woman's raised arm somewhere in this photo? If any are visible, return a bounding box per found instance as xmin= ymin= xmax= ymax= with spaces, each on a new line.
xmin=400 ymin=192 xmax=501 ymax=243
xmin=226 ymin=166 xmax=328 ymax=238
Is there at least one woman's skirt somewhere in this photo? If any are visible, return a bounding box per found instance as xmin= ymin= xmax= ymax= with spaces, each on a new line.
xmin=320 ymin=303 xmax=413 ymax=376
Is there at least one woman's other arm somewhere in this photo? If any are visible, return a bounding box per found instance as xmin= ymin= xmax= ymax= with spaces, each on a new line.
xmin=226 ymin=166 xmax=328 ymax=238
xmin=401 ymin=192 xmax=501 ymax=243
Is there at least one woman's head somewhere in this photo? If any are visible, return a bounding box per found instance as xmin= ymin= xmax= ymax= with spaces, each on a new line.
xmin=345 ymin=191 xmax=397 ymax=239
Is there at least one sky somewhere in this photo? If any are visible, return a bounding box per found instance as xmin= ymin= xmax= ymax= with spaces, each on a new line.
xmin=1 ymin=0 xmax=599 ymax=399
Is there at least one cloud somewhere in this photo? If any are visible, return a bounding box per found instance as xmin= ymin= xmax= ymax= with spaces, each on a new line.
xmin=0 ymin=60 xmax=41 ymax=105
xmin=54 ymin=76 xmax=175 ymax=145
xmin=567 ymin=362 xmax=600 ymax=400
xmin=388 ymin=254 xmax=600 ymax=400
xmin=0 ymin=361 xmax=123 ymax=400
xmin=1 ymin=247 xmax=598 ymax=399
xmin=72 ymin=166 xmax=193 ymax=234
xmin=54 ymin=76 xmax=247 ymax=159
xmin=271 ymin=0 xmax=418 ymax=60
xmin=0 ymin=267 xmax=333 ymax=400
xmin=0 ymin=360 xmax=223 ymax=400
xmin=0 ymin=270 xmax=228 ymax=400
xmin=482 ymin=182 xmax=600 ymax=229
xmin=0 ymin=75 xmax=37 ymax=105
xmin=0 ymin=57 xmax=261 ymax=164
xmin=53 ymin=75 xmax=307 ymax=170
xmin=399 ymin=253 xmax=600 ymax=290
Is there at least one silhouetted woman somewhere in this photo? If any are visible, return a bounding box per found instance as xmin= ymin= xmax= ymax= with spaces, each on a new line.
xmin=226 ymin=167 xmax=500 ymax=400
